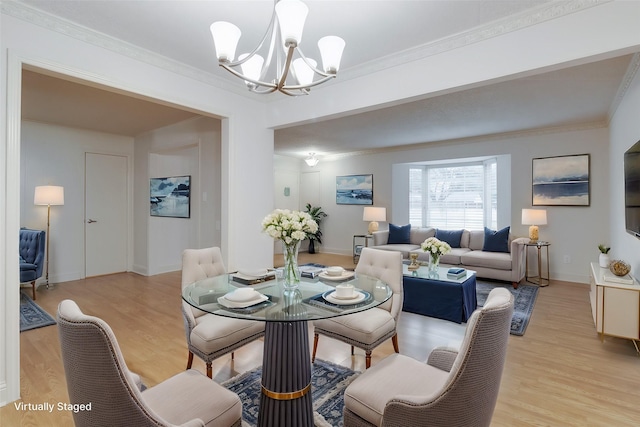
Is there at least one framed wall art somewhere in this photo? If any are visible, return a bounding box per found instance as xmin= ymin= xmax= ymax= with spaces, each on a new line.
xmin=532 ymin=154 xmax=590 ymax=206
xmin=336 ymin=174 xmax=373 ymax=205
xmin=150 ymin=175 xmax=191 ymax=218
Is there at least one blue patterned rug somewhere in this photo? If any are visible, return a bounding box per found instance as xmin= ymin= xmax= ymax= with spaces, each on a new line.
xmin=20 ymin=291 xmax=56 ymax=332
xmin=476 ymin=281 xmax=539 ymax=336
xmin=223 ymin=359 xmax=359 ymax=427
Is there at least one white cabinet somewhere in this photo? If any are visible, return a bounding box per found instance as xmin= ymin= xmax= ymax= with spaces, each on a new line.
xmin=589 ymin=262 xmax=639 ymax=353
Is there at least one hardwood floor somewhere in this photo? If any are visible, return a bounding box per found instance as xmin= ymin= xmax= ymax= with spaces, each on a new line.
xmin=3 ymin=253 xmax=640 ymax=426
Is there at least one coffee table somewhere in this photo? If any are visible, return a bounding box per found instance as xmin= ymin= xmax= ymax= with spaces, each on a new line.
xmin=402 ymin=264 xmax=477 ymax=323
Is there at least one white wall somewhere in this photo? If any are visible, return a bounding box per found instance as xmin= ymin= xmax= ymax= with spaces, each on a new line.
xmin=610 ymin=58 xmax=640 ymax=279
xmin=291 ymin=126 xmax=610 ymax=283
xmin=20 ymin=121 xmax=134 ymax=283
xmin=1 ymin=13 xmax=272 ymax=406
xmin=133 ymin=116 xmax=222 ymax=275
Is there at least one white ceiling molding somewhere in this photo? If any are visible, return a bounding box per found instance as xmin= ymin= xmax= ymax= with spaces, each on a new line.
xmin=608 ymin=52 xmax=640 ymax=121
xmin=318 ymin=120 xmax=609 ymax=162
xmin=317 ymin=0 xmax=608 ymax=86
xmin=3 ymin=0 xmax=604 ymax=102
xmin=1 ymin=0 xmax=251 ymax=98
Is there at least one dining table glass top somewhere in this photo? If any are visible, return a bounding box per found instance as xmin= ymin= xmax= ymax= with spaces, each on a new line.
xmin=181 ymin=273 xmax=392 ymax=322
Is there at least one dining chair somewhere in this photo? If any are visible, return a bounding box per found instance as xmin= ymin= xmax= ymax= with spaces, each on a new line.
xmin=182 ymin=247 xmax=265 ymax=378
xmin=312 ymin=247 xmax=403 ymax=369
xmin=57 ymin=299 xmax=243 ymax=427
xmin=342 ymin=287 xmax=514 ymax=427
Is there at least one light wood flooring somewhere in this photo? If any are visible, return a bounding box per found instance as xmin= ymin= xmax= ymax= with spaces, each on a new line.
xmin=3 ymin=252 xmax=640 ymax=426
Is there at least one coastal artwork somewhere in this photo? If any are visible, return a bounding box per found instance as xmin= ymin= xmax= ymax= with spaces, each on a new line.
xmin=336 ymin=174 xmax=373 ymax=205
xmin=150 ymin=175 xmax=191 ymax=218
xmin=532 ymin=154 xmax=590 ymax=206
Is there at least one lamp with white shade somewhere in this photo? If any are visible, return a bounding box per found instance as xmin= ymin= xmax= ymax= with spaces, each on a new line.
xmin=521 ymin=208 xmax=547 ymax=242
xmin=34 ymin=185 xmax=64 ymax=286
xmin=363 ymin=207 xmax=386 ymax=234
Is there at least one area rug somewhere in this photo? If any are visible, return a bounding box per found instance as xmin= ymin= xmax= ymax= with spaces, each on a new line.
xmin=223 ymin=359 xmax=359 ymax=427
xmin=20 ymin=291 xmax=56 ymax=332
xmin=476 ymin=281 xmax=539 ymax=336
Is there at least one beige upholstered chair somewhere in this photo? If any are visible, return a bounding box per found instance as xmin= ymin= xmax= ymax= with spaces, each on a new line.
xmin=312 ymin=247 xmax=403 ymax=369
xmin=343 ymin=287 xmax=514 ymax=427
xmin=182 ymin=247 xmax=265 ymax=378
xmin=57 ymin=299 xmax=242 ymax=427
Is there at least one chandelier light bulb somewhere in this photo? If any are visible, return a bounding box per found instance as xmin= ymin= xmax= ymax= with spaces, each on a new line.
xmin=275 ymin=0 xmax=309 ymax=47
xmin=318 ymin=36 xmax=345 ymax=73
xmin=293 ymin=58 xmax=317 ymax=86
xmin=239 ymin=53 xmax=265 ymax=85
xmin=210 ymin=21 xmax=241 ymax=62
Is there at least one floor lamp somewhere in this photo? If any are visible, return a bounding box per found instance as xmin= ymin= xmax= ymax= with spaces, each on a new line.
xmin=34 ymin=185 xmax=64 ymax=287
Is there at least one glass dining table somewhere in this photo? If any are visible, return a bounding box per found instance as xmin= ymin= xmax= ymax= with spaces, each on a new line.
xmin=182 ymin=273 xmax=392 ymax=427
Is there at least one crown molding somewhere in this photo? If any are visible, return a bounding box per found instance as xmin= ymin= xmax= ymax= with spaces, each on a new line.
xmin=2 ymin=0 xmax=609 ymax=102
xmin=1 ymin=0 xmax=255 ymax=99
xmin=337 ymin=0 xmax=609 ymax=83
xmin=608 ymin=52 xmax=640 ymax=122
xmin=319 ymin=120 xmax=609 ymax=161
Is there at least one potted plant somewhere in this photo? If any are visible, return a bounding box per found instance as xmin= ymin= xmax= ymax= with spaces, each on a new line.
xmin=304 ymin=203 xmax=327 ymax=254
xmin=598 ymin=244 xmax=611 ymax=268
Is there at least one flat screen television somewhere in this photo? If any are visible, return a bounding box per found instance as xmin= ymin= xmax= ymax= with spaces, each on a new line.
xmin=625 ymin=140 xmax=640 ymax=238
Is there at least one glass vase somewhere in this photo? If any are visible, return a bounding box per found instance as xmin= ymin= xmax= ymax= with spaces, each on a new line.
xmin=282 ymin=240 xmax=301 ymax=289
xmin=429 ymin=254 xmax=440 ymax=273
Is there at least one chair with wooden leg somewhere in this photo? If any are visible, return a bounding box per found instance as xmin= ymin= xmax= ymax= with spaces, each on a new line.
xmin=312 ymin=248 xmax=403 ymax=369
xmin=182 ymin=247 xmax=265 ymax=378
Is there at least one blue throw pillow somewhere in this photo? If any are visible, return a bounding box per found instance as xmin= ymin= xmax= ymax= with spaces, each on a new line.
xmin=435 ymin=229 xmax=464 ymax=248
xmin=483 ymin=226 xmax=510 ymax=253
xmin=388 ymin=223 xmax=411 ymax=244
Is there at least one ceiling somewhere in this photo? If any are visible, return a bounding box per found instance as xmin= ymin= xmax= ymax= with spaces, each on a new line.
xmin=14 ymin=0 xmax=636 ymax=156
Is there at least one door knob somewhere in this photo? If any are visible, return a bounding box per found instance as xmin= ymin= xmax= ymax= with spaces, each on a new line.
xmin=87 ymin=219 xmax=97 ymax=223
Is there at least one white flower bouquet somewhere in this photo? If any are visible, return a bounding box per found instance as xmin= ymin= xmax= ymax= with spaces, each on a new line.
xmin=261 ymin=209 xmax=318 ymax=243
xmin=262 ymin=209 xmax=318 ymax=287
xmin=421 ymin=237 xmax=451 ymax=267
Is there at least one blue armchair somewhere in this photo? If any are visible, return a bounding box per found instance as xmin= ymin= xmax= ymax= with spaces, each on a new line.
xmin=19 ymin=228 xmax=46 ymax=300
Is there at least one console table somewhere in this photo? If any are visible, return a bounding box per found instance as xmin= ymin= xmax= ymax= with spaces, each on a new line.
xmin=589 ymin=262 xmax=640 ymax=354
xmin=402 ymin=265 xmax=477 ymax=323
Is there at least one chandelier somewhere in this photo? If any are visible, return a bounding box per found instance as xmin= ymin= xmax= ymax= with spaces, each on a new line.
xmin=210 ymin=0 xmax=345 ymax=96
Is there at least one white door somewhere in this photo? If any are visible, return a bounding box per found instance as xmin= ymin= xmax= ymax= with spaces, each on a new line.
xmin=85 ymin=153 xmax=128 ymax=277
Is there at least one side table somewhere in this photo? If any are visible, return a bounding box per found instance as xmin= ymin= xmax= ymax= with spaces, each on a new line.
xmin=525 ymin=241 xmax=550 ymax=286
xmin=353 ymin=234 xmax=373 ymax=263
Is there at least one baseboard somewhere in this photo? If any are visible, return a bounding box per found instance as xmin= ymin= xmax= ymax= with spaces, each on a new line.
xmin=0 ymin=380 xmax=8 ymax=407
xmin=131 ymin=264 xmax=149 ymax=276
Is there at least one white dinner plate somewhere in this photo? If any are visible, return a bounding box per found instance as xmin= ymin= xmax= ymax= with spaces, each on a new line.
xmin=318 ymin=271 xmax=355 ymax=281
xmin=322 ymin=290 xmax=366 ymax=305
xmin=218 ymin=293 xmax=268 ymax=308
xmin=225 ymin=288 xmax=260 ymax=302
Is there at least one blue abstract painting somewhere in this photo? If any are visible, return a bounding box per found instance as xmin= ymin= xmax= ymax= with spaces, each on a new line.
xmin=532 ymin=154 xmax=589 ymax=206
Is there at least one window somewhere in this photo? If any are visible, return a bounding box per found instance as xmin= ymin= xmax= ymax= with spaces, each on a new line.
xmin=409 ymin=159 xmax=497 ymax=230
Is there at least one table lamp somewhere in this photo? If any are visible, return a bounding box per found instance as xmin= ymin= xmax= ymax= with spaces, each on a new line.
xmin=363 ymin=207 xmax=386 ymax=234
xmin=34 ymin=185 xmax=65 ymax=286
xmin=521 ymin=208 xmax=547 ymax=242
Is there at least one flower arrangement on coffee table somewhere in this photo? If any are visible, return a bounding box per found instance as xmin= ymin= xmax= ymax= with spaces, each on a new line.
xmin=262 ymin=209 xmax=318 ymax=287
xmin=421 ymin=237 xmax=452 ymax=272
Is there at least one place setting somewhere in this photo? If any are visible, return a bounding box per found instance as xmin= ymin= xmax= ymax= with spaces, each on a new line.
xmin=217 ymin=287 xmax=273 ymax=313
xmin=322 ymin=283 xmax=368 ymax=305
xmin=318 ymin=266 xmax=355 ymax=282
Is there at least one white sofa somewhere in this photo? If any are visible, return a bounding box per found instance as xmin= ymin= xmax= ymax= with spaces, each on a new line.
xmin=371 ymin=227 xmax=528 ymax=288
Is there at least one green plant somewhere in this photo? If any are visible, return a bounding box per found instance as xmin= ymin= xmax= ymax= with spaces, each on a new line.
xmin=598 ymin=244 xmax=611 ymax=254
xmin=304 ymin=203 xmax=327 ymax=244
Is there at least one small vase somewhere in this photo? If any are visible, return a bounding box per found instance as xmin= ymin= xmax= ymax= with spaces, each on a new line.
xmin=429 ymin=255 xmax=440 ymax=273
xmin=282 ymin=240 xmax=301 ymax=289
xmin=599 ymin=253 xmax=610 ymax=268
